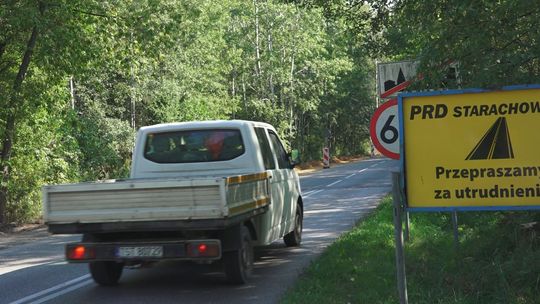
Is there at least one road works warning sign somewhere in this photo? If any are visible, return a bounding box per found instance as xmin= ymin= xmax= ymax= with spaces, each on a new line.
xmin=400 ymin=86 xmax=540 ymax=210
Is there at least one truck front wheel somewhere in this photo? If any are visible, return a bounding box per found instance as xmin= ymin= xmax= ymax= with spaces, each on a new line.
xmin=89 ymin=261 xmax=124 ymax=286
xmin=224 ymin=226 xmax=253 ymax=284
xmin=284 ymin=204 xmax=303 ymax=247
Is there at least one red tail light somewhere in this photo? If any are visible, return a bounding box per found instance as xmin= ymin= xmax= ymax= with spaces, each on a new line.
xmin=73 ymin=246 xmax=86 ymax=259
xmin=187 ymin=242 xmax=220 ymax=258
xmin=66 ymin=245 xmax=95 ymax=260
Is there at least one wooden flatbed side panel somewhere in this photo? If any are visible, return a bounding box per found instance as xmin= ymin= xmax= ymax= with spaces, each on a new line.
xmin=44 ymin=178 xmax=221 ymax=193
xmin=229 ymin=197 xmax=270 ymax=215
xmin=46 ymin=183 xmax=225 ymax=224
xmin=225 ymin=172 xmax=268 ymax=185
xmin=226 ymin=177 xmax=270 ymax=217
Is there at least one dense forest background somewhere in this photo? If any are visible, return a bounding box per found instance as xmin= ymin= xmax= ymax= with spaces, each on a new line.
xmin=1 ymin=0 xmax=539 ymax=224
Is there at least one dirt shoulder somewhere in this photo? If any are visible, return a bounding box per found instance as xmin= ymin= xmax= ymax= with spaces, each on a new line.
xmin=0 ymin=224 xmax=50 ymax=250
xmin=294 ymin=155 xmax=369 ymax=175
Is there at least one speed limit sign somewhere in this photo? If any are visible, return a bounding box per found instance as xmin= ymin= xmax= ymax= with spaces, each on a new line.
xmin=370 ymin=98 xmax=399 ymax=159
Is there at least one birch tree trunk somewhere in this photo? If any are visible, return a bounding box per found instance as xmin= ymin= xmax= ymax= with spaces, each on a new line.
xmin=253 ymin=0 xmax=262 ymax=79
xmin=242 ymin=74 xmax=247 ymax=112
xmin=267 ymin=21 xmax=274 ymax=104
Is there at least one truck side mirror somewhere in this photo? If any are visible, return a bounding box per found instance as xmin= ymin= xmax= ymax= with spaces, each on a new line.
xmin=288 ymin=149 xmax=300 ymax=168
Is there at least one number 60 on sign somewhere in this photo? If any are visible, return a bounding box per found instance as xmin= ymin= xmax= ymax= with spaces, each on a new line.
xmin=370 ymin=98 xmax=399 ymax=159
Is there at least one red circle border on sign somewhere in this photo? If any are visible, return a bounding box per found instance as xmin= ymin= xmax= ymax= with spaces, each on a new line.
xmin=370 ymin=98 xmax=400 ymax=159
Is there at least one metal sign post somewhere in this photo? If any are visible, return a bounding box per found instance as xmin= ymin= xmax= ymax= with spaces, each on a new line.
xmin=404 ymin=210 xmax=410 ymax=242
xmin=452 ymin=211 xmax=459 ymax=250
xmin=392 ymin=171 xmax=408 ymax=304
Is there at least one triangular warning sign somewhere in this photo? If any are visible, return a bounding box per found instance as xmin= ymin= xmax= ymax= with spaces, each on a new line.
xmin=466 ymin=117 xmax=514 ymax=160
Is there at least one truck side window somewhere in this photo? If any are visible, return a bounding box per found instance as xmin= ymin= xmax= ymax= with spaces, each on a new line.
xmin=254 ymin=127 xmax=276 ymax=170
xmin=268 ymin=131 xmax=289 ymax=169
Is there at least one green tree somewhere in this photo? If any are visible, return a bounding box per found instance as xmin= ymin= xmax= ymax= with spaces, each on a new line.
xmin=0 ymin=0 xmax=114 ymax=223
xmin=365 ymin=0 xmax=540 ymax=88
xmin=0 ymin=0 xmax=379 ymax=224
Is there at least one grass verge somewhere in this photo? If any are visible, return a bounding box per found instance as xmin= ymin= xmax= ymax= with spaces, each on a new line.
xmin=281 ymin=196 xmax=540 ymax=304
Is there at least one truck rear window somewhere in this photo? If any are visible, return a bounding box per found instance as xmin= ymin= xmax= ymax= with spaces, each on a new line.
xmin=144 ymin=129 xmax=245 ymax=163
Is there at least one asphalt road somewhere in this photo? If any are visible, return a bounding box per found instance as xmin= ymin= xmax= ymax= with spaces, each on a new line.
xmin=0 ymin=158 xmax=398 ymax=304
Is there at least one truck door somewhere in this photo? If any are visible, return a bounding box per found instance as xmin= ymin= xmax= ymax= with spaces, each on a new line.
xmin=267 ymin=130 xmax=295 ymax=236
xmin=254 ymin=127 xmax=283 ymax=243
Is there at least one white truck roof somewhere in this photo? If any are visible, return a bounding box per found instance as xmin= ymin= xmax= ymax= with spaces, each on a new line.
xmin=138 ymin=120 xmax=276 ymax=133
xmin=130 ymin=120 xmax=274 ymax=179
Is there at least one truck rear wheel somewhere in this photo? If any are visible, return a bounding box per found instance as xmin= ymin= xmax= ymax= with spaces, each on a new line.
xmin=224 ymin=226 xmax=253 ymax=284
xmin=89 ymin=261 xmax=124 ymax=286
xmin=284 ymin=204 xmax=303 ymax=247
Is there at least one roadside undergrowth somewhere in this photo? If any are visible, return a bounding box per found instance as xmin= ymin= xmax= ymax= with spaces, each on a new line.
xmin=281 ymin=196 xmax=540 ymax=304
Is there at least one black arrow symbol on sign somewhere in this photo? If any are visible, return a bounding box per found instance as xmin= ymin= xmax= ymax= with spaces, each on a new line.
xmin=465 ymin=117 xmax=514 ymax=160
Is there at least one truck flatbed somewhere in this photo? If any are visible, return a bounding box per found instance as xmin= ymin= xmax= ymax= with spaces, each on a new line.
xmin=43 ymin=173 xmax=270 ymax=234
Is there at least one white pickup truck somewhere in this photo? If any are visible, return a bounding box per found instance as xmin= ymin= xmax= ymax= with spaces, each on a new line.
xmin=43 ymin=120 xmax=303 ymax=285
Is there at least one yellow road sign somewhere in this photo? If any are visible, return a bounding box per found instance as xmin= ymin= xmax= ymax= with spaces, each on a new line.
xmin=400 ymin=86 xmax=540 ymax=209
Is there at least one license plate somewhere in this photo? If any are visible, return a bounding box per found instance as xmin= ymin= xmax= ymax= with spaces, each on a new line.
xmin=117 ymin=246 xmax=163 ymax=258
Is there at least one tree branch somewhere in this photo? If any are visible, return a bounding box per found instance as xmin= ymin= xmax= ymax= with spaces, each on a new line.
xmin=0 ymin=0 xmax=44 ymax=224
xmin=0 ymin=59 xmax=16 ymax=75
xmin=0 ymin=34 xmax=13 ymax=63
xmin=0 ymin=41 xmax=6 ymax=60
xmin=70 ymin=8 xmax=119 ymax=19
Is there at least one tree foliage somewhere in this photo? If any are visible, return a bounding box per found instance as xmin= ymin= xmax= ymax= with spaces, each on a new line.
xmin=0 ymin=0 xmax=376 ymax=224
xmin=4 ymin=0 xmax=537 ymax=224
xmin=364 ymin=0 xmax=540 ymax=88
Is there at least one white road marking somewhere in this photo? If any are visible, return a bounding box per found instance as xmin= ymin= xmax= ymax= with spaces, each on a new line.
xmin=303 ymin=190 xmax=316 ymax=195
xmin=304 ymin=189 xmax=323 ymax=198
xmin=305 ymin=167 xmax=371 ymax=195
xmin=29 ymin=280 xmax=93 ymax=304
xmin=326 ymin=180 xmax=343 ymax=187
xmin=9 ymin=274 xmax=91 ymax=304
xmin=0 ymin=258 xmax=65 ymax=276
